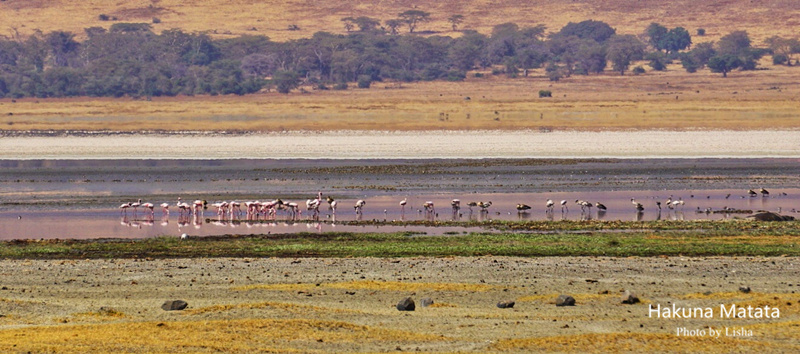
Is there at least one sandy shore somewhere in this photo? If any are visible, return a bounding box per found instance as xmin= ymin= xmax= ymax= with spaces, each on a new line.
xmin=2 ymin=130 xmax=800 ymax=159
xmin=0 ymin=256 xmax=797 ymax=352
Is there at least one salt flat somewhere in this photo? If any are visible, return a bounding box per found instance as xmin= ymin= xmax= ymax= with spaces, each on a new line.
xmin=2 ymin=130 xmax=799 ymax=159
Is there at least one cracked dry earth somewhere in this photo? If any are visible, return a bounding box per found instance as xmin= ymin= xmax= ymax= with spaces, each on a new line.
xmin=0 ymin=256 xmax=798 ymax=352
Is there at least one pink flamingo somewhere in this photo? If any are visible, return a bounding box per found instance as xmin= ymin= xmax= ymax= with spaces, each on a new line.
xmin=423 ymin=201 xmax=436 ymax=214
xmin=131 ymin=199 xmax=142 ymax=216
xmin=119 ymin=202 xmax=132 ymax=215
xmin=229 ymin=201 xmax=242 ymax=218
xmin=399 ymin=198 xmax=407 ymax=212
xmin=177 ymin=198 xmax=192 ymax=216
xmin=141 ymin=202 xmax=155 ymax=216
xmin=193 ymin=200 xmax=207 ymax=215
xmin=160 ymin=202 xmax=170 ymax=216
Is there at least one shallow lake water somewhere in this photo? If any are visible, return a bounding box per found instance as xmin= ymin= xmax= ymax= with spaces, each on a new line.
xmin=1 ymin=189 xmax=796 ymax=240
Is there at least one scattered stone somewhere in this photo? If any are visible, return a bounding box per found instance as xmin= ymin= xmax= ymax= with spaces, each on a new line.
xmin=739 ymin=286 xmax=752 ymax=293
xmin=497 ymin=300 xmax=515 ymax=309
xmin=746 ymin=211 xmax=795 ymax=221
xmin=585 ymin=279 xmax=598 ymax=283
xmin=161 ymin=300 xmax=188 ymax=311
xmin=420 ymin=297 xmax=434 ymax=307
xmin=396 ymin=297 xmax=415 ymax=311
xmin=621 ymin=290 xmax=640 ymax=304
xmin=555 ymin=294 xmax=576 ymax=307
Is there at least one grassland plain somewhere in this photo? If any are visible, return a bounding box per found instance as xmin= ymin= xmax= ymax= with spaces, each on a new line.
xmin=1 ymin=0 xmax=798 ymax=43
xmin=1 ymin=62 xmax=799 ymax=132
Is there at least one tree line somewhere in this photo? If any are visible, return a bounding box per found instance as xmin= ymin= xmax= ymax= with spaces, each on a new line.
xmin=0 ymin=18 xmax=797 ymax=98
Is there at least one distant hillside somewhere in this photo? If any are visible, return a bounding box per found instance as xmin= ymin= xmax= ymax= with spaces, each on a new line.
xmin=1 ymin=0 xmax=797 ymax=44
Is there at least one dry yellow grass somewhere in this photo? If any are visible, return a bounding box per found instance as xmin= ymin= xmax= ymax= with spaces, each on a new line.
xmin=490 ymin=331 xmax=799 ymax=353
xmin=1 ymin=0 xmax=797 ymax=44
xmin=0 ymin=318 xmax=448 ymax=353
xmin=1 ymin=62 xmax=798 ymax=132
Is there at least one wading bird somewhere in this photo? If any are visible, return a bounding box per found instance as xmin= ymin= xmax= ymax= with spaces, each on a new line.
xmin=354 ymin=200 xmax=366 ymax=214
xmin=545 ymin=199 xmax=554 ymax=212
xmin=560 ymin=200 xmax=568 ymax=212
xmin=119 ymin=202 xmax=132 ymax=215
xmin=595 ymin=202 xmax=607 ymax=211
xmin=451 ymin=199 xmax=460 ymax=212
xmin=575 ymin=200 xmax=592 ymax=212
xmin=516 ymin=204 xmax=531 ymax=213
xmin=399 ymin=198 xmax=407 ymax=212
xmin=760 ymin=188 xmax=769 ymax=197
xmin=423 ymin=201 xmax=436 ymax=214
xmin=631 ymin=198 xmax=644 ymax=212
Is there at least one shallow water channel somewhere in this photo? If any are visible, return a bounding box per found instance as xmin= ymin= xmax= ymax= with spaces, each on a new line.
xmin=1 ymin=189 xmax=796 ymax=240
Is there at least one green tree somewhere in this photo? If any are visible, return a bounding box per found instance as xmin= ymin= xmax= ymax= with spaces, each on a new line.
xmin=663 ymin=27 xmax=692 ymax=54
xmin=765 ymin=36 xmax=800 ymax=66
xmin=398 ymin=10 xmax=431 ymax=33
xmin=272 ymin=70 xmax=300 ymax=93
xmin=448 ymin=14 xmax=465 ymax=31
xmin=556 ymin=20 xmax=616 ymax=43
xmin=385 ymin=19 xmax=403 ymax=35
xmin=606 ymin=35 xmax=645 ymax=75
xmin=717 ymin=31 xmax=761 ymax=70
xmin=707 ymin=54 xmax=742 ymax=77
xmin=645 ymin=23 xmax=668 ymax=51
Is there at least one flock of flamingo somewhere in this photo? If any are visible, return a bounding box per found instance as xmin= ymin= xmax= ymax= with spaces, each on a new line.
xmin=118 ymin=188 xmax=785 ymax=223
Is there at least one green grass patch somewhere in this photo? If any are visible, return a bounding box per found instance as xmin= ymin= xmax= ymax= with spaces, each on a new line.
xmin=0 ymin=219 xmax=798 ymax=259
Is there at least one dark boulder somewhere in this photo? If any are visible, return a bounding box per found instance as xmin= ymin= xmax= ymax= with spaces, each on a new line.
xmin=396 ymin=297 xmax=415 ymax=311
xmin=556 ymin=294 xmax=576 ymax=307
xmin=161 ymin=300 xmax=188 ymax=311
xmin=497 ymin=300 xmax=515 ymax=309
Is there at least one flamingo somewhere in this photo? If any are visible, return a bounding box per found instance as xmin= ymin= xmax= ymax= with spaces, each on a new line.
xmin=229 ymin=201 xmax=242 ymax=217
xmin=131 ymin=199 xmax=142 ymax=216
xmin=466 ymin=201 xmax=478 ymax=211
xmin=575 ymin=200 xmax=592 ymax=212
xmin=354 ymin=200 xmax=366 ymax=214
xmin=595 ymin=202 xmax=607 ymax=211
xmin=177 ymin=198 xmax=192 ymax=216
xmin=631 ymin=198 xmax=644 ymax=212
xmin=326 ymin=196 xmax=338 ymax=214
xmin=423 ymin=201 xmax=435 ymax=214
xmin=545 ymin=199 xmax=554 ymax=212
xmin=212 ymin=201 xmax=229 ymax=216
xmin=160 ymin=202 xmax=170 ymax=216
xmin=671 ymin=199 xmax=685 ymax=210
xmin=748 ymin=189 xmax=758 ymax=197
xmin=399 ymin=198 xmax=408 ymax=212
xmin=560 ymin=200 xmax=568 ymax=212
xmin=516 ymin=204 xmax=531 ymax=213
xmin=656 ymin=201 xmax=662 ymax=210
xmin=478 ymin=201 xmax=492 ymax=212
xmin=119 ymin=202 xmax=132 ymax=215
xmin=141 ymin=202 xmax=155 ymax=216
xmin=193 ymin=200 xmax=208 ymax=215
xmin=451 ymin=199 xmax=461 ymax=212
xmin=306 ymin=192 xmax=322 ymax=215
xmin=760 ymin=188 xmax=769 ymax=197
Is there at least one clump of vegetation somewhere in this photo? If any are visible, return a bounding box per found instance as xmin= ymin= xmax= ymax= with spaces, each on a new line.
xmin=357 ymin=75 xmax=372 ymax=88
xmin=333 ymin=82 xmax=348 ymax=90
xmin=0 ymin=15 xmax=778 ymax=99
xmin=538 ymin=90 xmax=552 ymax=97
xmin=632 ymin=66 xmax=646 ymax=75
xmin=697 ymin=28 xmax=706 ymax=36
